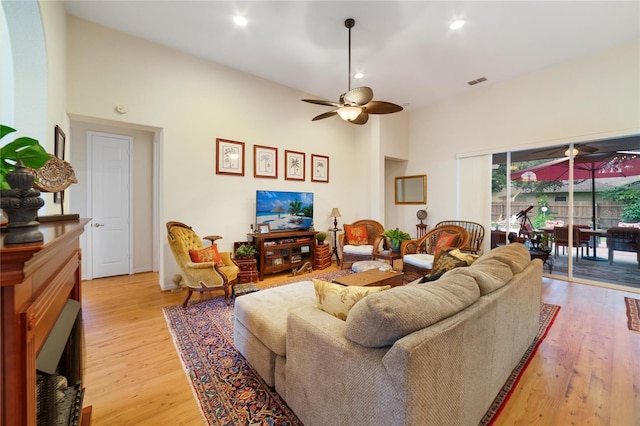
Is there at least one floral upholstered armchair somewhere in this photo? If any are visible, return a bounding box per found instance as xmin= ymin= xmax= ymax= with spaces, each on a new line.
xmin=166 ymin=221 xmax=239 ymax=307
xmin=338 ymin=219 xmax=386 ymax=269
xmin=401 ymin=224 xmax=469 ymax=276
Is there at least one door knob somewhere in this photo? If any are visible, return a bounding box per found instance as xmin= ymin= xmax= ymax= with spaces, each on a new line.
xmin=94 ymin=223 xmax=104 ymax=227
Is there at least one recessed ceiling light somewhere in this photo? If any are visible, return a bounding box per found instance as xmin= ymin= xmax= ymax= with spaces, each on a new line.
xmin=233 ymin=15 xmax=248 ymax=26
xmin=354 ymin=72 xmax=364 ymax=79
xmin=450 ymin=20 xmax=465 ymax=30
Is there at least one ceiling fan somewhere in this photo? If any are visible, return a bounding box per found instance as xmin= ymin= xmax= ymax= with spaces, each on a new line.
xmin=301 ymin=18 xmax=403 ymax=125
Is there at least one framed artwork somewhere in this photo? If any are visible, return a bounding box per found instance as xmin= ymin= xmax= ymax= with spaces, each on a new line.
xmin=54 ymin=125 xmax=65 ymax=160
xmin=285 ymin=150 xmax=305 ymax=181
xmin=259 ymin=223 xmax=271 ymax=234
xmin=53 ymin=125 xmax=66 ymax=203
xmin=311 ymin=154 xmax=329 ymax=183
xmin=253 ymin=144 xmax=278 ymax=178
xmin=216 ymin=138 xmax=245 ymax=176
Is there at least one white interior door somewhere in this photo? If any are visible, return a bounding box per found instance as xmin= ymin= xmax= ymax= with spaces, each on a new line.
xmin=88 ymin=131 xmax=132 ymax=278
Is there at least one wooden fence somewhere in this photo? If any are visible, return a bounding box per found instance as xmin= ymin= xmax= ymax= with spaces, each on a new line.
xmin=491 ymin=201 xmax=623 ymax=229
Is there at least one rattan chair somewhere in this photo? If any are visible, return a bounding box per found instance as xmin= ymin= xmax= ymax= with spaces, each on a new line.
xmin=338 ymin=219 xmax=386 ymax=269
xmin=401 ymin=225 xmax=469 ymax=276
xmin=435 ymin=220 xmax=485 ymax=255
xmin=166 ymin=221 xmax=239 ymax=306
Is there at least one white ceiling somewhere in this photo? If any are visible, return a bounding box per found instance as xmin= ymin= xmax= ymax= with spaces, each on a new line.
xmin=63 ymin=1 xmax=639 ymax=111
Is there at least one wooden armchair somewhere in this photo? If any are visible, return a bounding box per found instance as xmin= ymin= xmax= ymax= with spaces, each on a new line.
xmin=338 ymin=219 xmax=386 ymax=269
xmin=401 ymin=224 xmax=469 ymax=276
xmin=553 ymin=226 xmax=589 ymax=262
xmin=166 ymin=221 xmax=239 ymax=306
xmin=435 ymin=220 xmax=486 ymax=254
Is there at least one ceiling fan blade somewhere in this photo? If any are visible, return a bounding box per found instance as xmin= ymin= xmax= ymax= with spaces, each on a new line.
xmin=312 ymin=110 xmax=338 ymax=121
xmin=579 ymin=144 xmax=598 ymax=153
xmin=343 ymin=87 xmax=374 ymax=106
xmin=363 ymin=101 xmax=404 ymax=115
xmin=349 ymin=112 xmax=369 ymax=125
xmin=302 ymin=99 xmax=341 ymax=108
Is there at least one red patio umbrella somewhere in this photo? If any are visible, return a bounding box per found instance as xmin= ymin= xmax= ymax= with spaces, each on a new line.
xmin=511 ymin=152 xmax=640 ymax=230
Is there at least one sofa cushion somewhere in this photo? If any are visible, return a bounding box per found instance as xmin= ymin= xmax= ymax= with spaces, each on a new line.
xmin=313 ymin=279 xmax=390 ymax=321
xmin=344 ymin=224 xmax=369 ymax=245
xmin=234 ymin=281 xmax=316 ymax=356
xmin=402 ymin=253 xmax=435 ymax=269
xmin=345 ymin=274 xmax=480 ymax=347
xmin=474 ymin=242 xmax=530 ymax=274
xmin=444 ymin=258 xmax=513 ymax=296
xmin=343 ymin=244 xmax=374 ymax=255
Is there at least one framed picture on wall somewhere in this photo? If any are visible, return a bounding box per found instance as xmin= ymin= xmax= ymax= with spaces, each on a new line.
xmin=311 ymin=154 xmax=329 ymax=183
xmin=216 ymin=138 xmax=245 ymax=176
xmin=285 ymin=150 xmax=305 ymax=181
xmin=53 ymin=125 xmax=66 ymax=203
xmin=254 ymin=144 xmax=278 ymax=178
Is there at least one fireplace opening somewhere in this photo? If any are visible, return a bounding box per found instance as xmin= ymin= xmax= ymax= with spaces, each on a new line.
xmin=35 ymin=299 xmax=85 ymax=426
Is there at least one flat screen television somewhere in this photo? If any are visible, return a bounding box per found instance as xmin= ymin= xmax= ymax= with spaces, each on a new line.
xmin=256 ymin=190 xmax=313 ymax=232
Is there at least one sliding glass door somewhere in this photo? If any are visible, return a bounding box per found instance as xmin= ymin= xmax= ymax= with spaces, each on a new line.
xmin=492 ymin=137 xmax=640 ymax=290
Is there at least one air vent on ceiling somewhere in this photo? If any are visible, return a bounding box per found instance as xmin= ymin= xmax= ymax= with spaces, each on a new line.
xmin=467 ymin=77 xmax=487 ymax=86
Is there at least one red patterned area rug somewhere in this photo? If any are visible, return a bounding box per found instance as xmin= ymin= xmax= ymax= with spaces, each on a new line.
xmin=164 ymin=279 xmax=559 ymax=425
xmin=624 ymin=297 xmax=640 ymax=333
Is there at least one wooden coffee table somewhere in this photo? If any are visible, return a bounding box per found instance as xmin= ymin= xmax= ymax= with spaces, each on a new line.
xmin=333 ymin=268 xmax=404 ymax=288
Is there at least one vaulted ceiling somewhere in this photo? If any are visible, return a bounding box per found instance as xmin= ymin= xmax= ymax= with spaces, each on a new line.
xmin=63 ymin=1 xmax=639 ymax=111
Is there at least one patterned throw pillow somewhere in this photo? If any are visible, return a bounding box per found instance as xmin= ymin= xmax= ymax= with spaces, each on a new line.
xmin=420 ymin=250 xmax=467 ymax=283
xmin=313 ymin=279 xmax=390 ymax=321
xmin=448 ymin=249 xmax=479 ymax=265
xmin=189 ymin=244 xmax=222 ymax=264
xmin=434 ymin=232 xmax=457 ymax=252
xmin=344 ymin=224 xmax=369 ymax=245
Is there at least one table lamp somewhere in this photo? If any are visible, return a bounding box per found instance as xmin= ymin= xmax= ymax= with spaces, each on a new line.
xmin=330 ymin=208 xmax=341 ymax=229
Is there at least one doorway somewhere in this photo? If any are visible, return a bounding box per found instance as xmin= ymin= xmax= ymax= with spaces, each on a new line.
xmin=87 ymin=131 xmax=133 ymax=278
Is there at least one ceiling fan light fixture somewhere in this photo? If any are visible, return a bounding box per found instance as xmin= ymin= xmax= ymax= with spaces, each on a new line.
xmin=450 ymin=19 xmax=465 ymax=30
xmin=337 ymin=106 xmax=361 ymax=121
xmin=565 ymin=147 xmax=579 ymax=157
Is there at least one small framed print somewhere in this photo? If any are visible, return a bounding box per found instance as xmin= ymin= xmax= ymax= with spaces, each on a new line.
xmin=254 ymin=145 xmax=278 ymax=178
xmin=53 ymin=125 xmax=66 ymax=203
xmin=54 ymin=125 xmax=65 ymax=160
xmin=311 ymin=154 xmax=329 ymax=183
xmin=216 ymin=138 xmax=245 ymax=176
xmin=259 ymin=223 xmax=271 ymax=234
xmin=285 ymin=150 xmax=305 ymax=181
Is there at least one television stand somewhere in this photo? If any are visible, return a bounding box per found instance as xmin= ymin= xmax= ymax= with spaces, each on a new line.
xmin=248 ymin=230 xmax=317 ymax=280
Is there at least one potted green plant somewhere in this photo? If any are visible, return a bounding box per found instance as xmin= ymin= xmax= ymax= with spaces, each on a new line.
xmin=316 ymin=232 xmax=327 ymax=245
xmin=382 ymin=228 xmax=411 ymax=252
xmin=1 ymin=125 xmax=50 ymax=190
xmin=235 ymin=244 xmax=258 ymax=259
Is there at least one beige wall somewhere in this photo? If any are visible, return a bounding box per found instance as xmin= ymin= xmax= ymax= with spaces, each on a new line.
xmin=65 ymin=16 xmax=373 ymax=289
xmin=400 ymin=40 xmax=640 ymax=234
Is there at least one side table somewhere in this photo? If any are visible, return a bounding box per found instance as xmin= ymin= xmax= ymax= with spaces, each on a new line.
xmin=373 ymin=250 xmax=402 ymax=270
xmin=235 ymin=258 xmax=258 ymax=283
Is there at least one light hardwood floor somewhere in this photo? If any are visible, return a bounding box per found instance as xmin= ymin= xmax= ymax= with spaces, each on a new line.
xmin=81 ymin=266 xmax=640 ymax=425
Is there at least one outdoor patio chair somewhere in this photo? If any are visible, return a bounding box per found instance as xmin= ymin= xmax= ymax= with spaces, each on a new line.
xmin=553 ymin=226 xmax=589 ymax=262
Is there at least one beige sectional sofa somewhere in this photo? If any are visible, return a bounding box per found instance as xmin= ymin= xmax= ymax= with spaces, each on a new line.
xmin=234 ymin=243 xmax=542 ymax=425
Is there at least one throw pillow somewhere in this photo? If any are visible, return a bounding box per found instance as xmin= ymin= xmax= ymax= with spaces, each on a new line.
xmin=419 ymin=250 xmax=467 ymax=283
xmin=344 ymin=224 xmax=369 ymax=245
xmin=313 ymin=279 xmax=390 ymax=321
xmin=434 ymin=232 xmax=457 ymax=252
xmin=448 ymin=249 xmax=479 ymax=265
xmin=189 ymin=244 xmax=222 ymax=264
